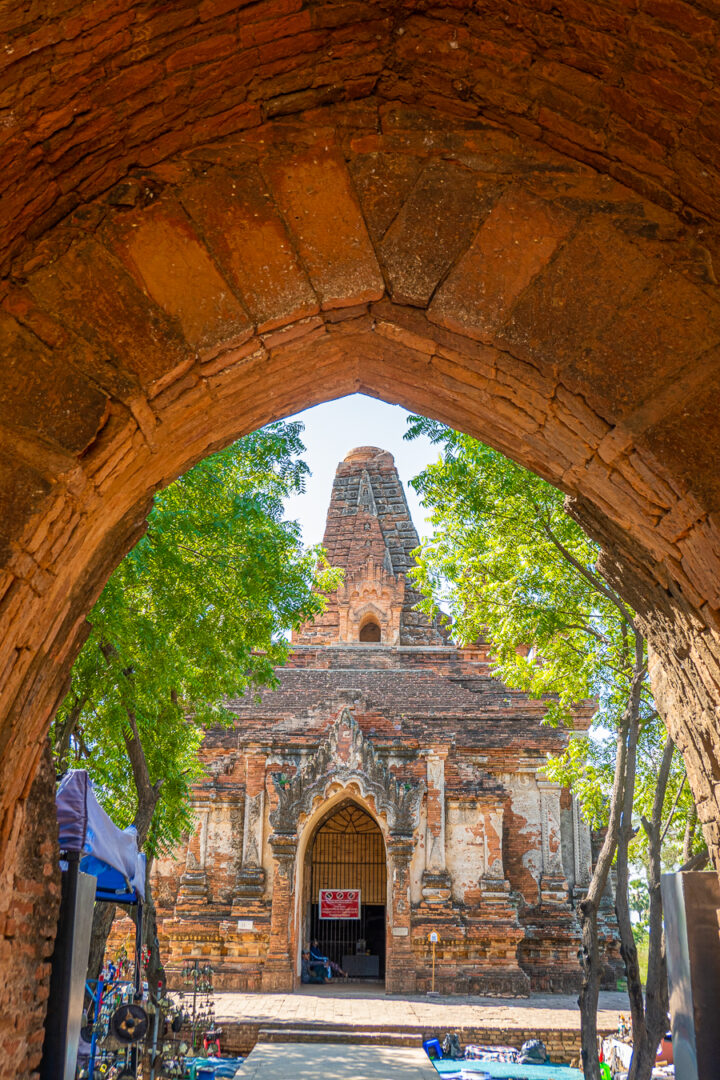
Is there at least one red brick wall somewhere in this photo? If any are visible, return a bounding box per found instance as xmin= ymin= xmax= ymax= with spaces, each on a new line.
xmin=0 ymin=745 xmax=60 ymax=1078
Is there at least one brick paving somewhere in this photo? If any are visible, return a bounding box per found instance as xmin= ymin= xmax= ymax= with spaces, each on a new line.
xmin=214 ymin=986 xmax=627 ymax=1031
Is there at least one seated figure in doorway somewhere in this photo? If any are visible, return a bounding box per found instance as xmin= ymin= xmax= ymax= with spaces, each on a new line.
xmin=301 ymin=949 xmax=326 ymax=984
xmin=310 ymin=939 xmax=348 ymax=979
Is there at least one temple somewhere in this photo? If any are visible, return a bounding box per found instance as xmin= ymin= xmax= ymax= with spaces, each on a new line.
xmin=153 ymin=447 xmax=615 ymax=995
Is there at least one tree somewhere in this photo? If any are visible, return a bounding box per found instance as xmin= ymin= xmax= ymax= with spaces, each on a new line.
xmin=405 ymin=417 xmax=689 ymax=1080
xmin=53 ymin=421 xmax=340 ymax=988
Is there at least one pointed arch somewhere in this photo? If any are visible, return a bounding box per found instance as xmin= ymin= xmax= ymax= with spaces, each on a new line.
xmin=291 ymin=784 xmax=391 ymax=981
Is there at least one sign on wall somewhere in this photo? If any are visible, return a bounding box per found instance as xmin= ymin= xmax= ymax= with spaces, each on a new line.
xmin=319 ymin=889 xmax=361 ymax=919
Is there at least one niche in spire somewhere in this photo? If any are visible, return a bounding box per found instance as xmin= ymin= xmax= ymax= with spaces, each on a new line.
xmin=359 ymin=618 xmax=382 ymax=643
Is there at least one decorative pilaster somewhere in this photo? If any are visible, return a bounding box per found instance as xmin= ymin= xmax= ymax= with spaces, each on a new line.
xmin=176 ymin=802 xmax=211 ymax=908
xmin=421 ymin=748 xmax=452 ymax=905
xmin=478 ymin=805 xmax=514 ymax=907
xmin=260 ymin=833 xmax=296 ymax=991
xmin=572 ymin=795 xmax=592 ymax=900
xmin=232 ymin=746 xmax=268 ymax=909
xmin=538 ymin=780 xmax=570 ymax=905
xmin=386 ymin=835 xmax=416 ymax=993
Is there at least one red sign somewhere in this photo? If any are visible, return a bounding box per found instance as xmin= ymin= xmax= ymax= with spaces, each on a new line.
xmin=319 ymin=889 xmax=361 ymax=919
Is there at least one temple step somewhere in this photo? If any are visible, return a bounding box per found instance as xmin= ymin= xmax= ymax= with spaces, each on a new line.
xmin=257 ymin=1026 xmax=421 ymax=1047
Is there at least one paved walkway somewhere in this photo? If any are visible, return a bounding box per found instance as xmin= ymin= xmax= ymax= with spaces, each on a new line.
xmin=215 ymin=985 xmax=627 ymax=1031
xmin=237 ymin=1042 xmax=438 ymax=1080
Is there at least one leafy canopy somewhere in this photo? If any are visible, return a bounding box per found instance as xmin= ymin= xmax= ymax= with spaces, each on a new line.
xmin=55 ymin=421 xmax=340 ymax=856
xmin=405 ymin=417 xmax=676 ymax=835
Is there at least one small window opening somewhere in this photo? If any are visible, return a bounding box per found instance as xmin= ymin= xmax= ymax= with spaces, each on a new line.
xmin=359 ymin=620 xmax=381 ymax=643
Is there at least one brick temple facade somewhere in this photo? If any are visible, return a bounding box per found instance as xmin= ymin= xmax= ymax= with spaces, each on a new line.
xmin=154 ymin=446 xmax=615 ymax=995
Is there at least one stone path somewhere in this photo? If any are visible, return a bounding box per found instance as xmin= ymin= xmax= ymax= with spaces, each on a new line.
xmin=215 ymin=986 xmax=628 ymax=1031
xmin=236 ymin=1042 xmax=438 ymax=1080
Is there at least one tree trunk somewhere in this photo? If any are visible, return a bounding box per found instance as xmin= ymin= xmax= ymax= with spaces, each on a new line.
xmin=86 ymin=712 xmax=163 ymax=985
xmin=142 ymin=860 xmax=166 ymax=999
xmin=578 ymin=717 xmax=631 ymax=1080
xmin=679 ymin=846 xmax=708 ymax=872
xmin=123 ymin=711 xmax=163 ymax=851
xmin=578 ymin=634 xmax=646 ymax=1080
xmin=615 ymin=706 xmax=644 ymax=1058
xmin=628 ymin=735 xmax=674 ymax=1080
xmin=87 ymin=901 xmax=118 ymax=985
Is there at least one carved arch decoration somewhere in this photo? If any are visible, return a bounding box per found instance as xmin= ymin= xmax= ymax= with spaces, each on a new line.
xmin=270 ymin=709 xmax=424 ymax=839
xmin=358 ymin=604 xmax=385 ymax=629
xmin=357 ymin=605 xmax=385 ymax=642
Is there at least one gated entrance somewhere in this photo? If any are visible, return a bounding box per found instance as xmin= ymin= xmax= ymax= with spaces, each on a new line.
xmin=308 ymin=803 xmax=386 ymax=980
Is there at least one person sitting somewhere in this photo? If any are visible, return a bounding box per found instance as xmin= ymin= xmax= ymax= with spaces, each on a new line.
xmin=309 ymin=939 xmax=331 ymax=979
xmin=310 ymin=939 xmax=348 ymax=979
xmin=301 ymin=950 xmax=325 ymax=984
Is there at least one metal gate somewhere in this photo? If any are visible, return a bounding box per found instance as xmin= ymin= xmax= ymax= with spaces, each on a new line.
xmin=309 ymin=803 xmax=386 ymax=979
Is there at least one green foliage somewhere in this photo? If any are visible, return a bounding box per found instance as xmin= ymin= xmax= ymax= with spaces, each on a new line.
xmin=634 ymin=932 xmax=650 ymax=985
xmin=629 ymin=876 xmax=651 ymax=938
xmin=54 ymin=422 xmax=341 ymax=857
xmin=406 ymin=416 xmax=651 ymax=730
xmin=405 ymin=417 xmax=689 ymax=853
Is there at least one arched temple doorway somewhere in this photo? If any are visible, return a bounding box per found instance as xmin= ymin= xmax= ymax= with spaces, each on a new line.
xmin=305 ymin=801 xmax=387 ymax=982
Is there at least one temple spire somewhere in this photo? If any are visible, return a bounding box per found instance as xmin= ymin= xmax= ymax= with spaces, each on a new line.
xmin=293 ymin=447 xmax=448 ymax=647
xmin=357 ymin=469 xmax=378 ymax=515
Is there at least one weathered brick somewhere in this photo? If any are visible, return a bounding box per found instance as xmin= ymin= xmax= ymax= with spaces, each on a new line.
xmin=105 ymin=196 xmax=252 ymax=356
xmin=27 ymin=237 xmax=188 ymax=392
xmin=179 ymin=164 xmax=318 ymax=332
xmin=261 ymin=145 xmax=384 ymax=309
xmin=379 ymin=162 xmax=504 ymax=306
xmin=428 ymin=186 xmax=576 ymax=342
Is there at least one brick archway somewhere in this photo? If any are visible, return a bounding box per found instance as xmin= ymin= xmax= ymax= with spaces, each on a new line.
xmin=4 ymin=4 xmax=720 ymax=1072
xmin=4 ymin=117 xmax=720 ymax=864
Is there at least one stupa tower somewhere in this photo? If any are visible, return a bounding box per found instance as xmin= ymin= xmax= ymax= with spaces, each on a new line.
xmin=293 ymin=446 xmax=448 ymax=647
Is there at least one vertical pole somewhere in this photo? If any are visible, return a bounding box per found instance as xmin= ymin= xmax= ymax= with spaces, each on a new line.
xmin=432 ymin=942 xmax=436 ymax=994
xmin=192 ymin=960 xmax=198 ymax=1049
xmin=149 ymin=997 xmax=160 ymax=1080
xmin=40 ymin=851 xmax=80 ymax=1079
xmin=88 ymin=977 xmax=103 ymax=1080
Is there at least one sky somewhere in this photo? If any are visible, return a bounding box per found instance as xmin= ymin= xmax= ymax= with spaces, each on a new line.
xmin=283 ymin=394 xmax=441 ymax=549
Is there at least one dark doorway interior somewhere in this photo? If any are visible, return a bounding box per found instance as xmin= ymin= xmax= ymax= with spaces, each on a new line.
xmin=359 ymin=620 xmax=381 ymax=642
xmin=309 ymin=803 xmax=386 ymax=980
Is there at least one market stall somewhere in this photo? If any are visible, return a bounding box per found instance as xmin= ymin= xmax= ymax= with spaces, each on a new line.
xmin=41 ymin=770 xmax=146 ymax=1080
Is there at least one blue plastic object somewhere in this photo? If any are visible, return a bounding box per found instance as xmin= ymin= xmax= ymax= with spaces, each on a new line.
xmin=433 ymin=1061 xmax=583 ymax=1079
xmin=184 ymin=1056 xmax=244 ymax=1078
xmin=424 ymin=1038 xmax=443 ymax=1060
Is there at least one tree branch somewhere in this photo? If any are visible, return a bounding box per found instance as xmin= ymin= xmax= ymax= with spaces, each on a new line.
xmin=680 ymin=846 xmax=709 ymax=872
xmin=54 ymin=695 xmax=86 ymax=770
xmin=123 ymin=711 xmax=163 ymax=849
xmin=535 ymin=513 xmax=637 ymax=629
xmin=659 ymin=773 xmax=685 ymax=846
xmin=682 ymin=802 xmax=697 ymax=864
